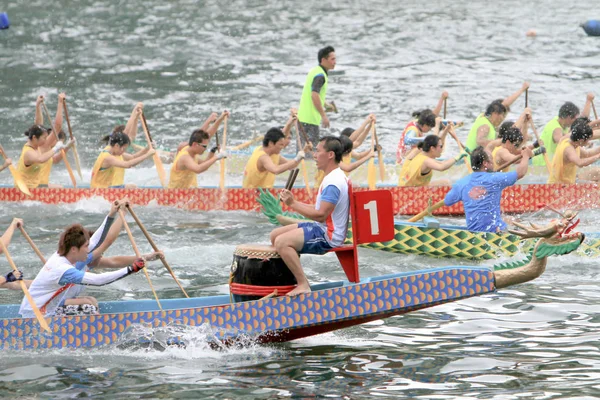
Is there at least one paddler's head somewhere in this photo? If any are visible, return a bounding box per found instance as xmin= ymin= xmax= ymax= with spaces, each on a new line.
xmin=470 ymin=146 xmax=494 ymax=172
xmin=558 ymin=102 xmax=580 ymax=128
xmin=263 ymin=127 xmax=286 ymax=155
xmin=188 ymin=129 xmax=210 ymax=156
xmin=108 ymin=132 xmax=131 ymax=155
xmin=485 ymin=101 xmax=508 ymax=127
xmin=315 ymin=136 xmax=343 ymax=171
xmin=24 ymin=124 xmax=49 ymax=148
xmin=58 ymin=224 xmax=90 ymax=263
xmin=412 ymin=109 xmax=436 ymax=133
xmin=419 ymin=135 xmax=444 ymax=158
xmin=570 ymin=117 xmax=592 ymax=148
xmin=338 ymin=134 xmax=353 ymax=156
xmin=318 ymin=46 xmax=336 ymax=71
xmin=501 ymin=126 xmax=524 ymax=154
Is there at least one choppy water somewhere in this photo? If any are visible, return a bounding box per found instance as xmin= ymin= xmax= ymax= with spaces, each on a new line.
xmin=1 ymin=0 xmax=599 ymax=398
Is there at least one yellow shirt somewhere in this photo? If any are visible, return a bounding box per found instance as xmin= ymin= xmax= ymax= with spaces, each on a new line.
xmin=548 ymin=139 xmax=579 ymax=184
xmin=91 ymin=150 xmax=124 ymax=188
xmin=492 ymin=146 xmax=509 ymax=172
xmin=398 ymin=152 xmax=432 ymax=187
xmin=168 ymin=147 xmax=198 ymax=189
xmin=38 ymin=158 xmax=53 ymax=185
xmin=17 ymin=144 xmax=43 ymax=189
xmin=242 ymin=146 xmax=280 ymax=189
xmin=104 ymin=145 xmax=125 ymax=187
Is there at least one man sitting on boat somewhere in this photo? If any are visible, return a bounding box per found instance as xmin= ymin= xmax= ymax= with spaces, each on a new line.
xmin=465 ymin=82 xmax=530 ymax=151
xmin=168 ymin=129 xmax=227 ymax=188
xmin=19 ymin=200 xmax=161 ymax=317
xmin=534 ymin=94 xmax=596 ymax=167
xmin=242 ymin=127 xmax=309 ymax=189
xmin=548 ymin=117 xmax=600 ymax=184
xmin=444 ymin=145 xmax=533 ymax=233
xmin=396 ymin=91 xmax=448 ymax=164
xmin=491 ymin=125 xmax=533 ymax=172
xmin=174 ymin=110 xmax=230 ymax=155
xmin=270 ymin=136 xmax=349 ymax=296
xmin=399 ymin=130 xmax=468 ymax=187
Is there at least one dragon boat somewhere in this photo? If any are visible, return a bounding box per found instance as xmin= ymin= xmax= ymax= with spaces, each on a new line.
xmin=0 ymin=189 xmax=585 ymax=350
xmin=259 ymin=190 xmax=599 ymax=260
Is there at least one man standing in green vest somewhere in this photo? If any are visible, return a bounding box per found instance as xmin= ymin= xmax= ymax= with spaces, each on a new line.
xmin=533 ymin=93 xmax=595 ymax=166
xmin=298 ymin=46 xmax=336 ymax=147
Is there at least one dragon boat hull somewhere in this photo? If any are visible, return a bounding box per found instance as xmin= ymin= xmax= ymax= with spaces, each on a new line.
xmin=0 ymin=266 xmax=496 ymax=350
xmin=1 ymin=182 xmax=599 ymax=214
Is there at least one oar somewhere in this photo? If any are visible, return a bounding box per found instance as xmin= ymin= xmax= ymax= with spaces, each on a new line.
xmin=525 ymin=88 xmax=528 ymax=108
xmin=219 ymin=116 xmax=228 ymax=191
xmin=373 ymin=123 xmax=385 ymax=182
xmin=18 ymin=225 xmax=46 ymax=263
xmin=294 ymin=121 xmax=313 ymax=200
xmin=443 ymin=98 xmax=447 ymax=119
xmin=0 ymin=240 xmax=51 ymax=333
xmin=495 ymin=147 xmax=546 ymax=172
xmin=124 ymin=203 xmax=189 ymax=298
xmin=408 ymin=199 xmax=445 ymax=222
xmin=447 ymin=125 xmax=472 ymax=173
xmin=41 ymin=100 xmax=77 ymax=187
xmin=117 ymin=208 xmax=162 ymax=310
xmin=140 ymin=112 xmax=167 ymax=188
xmin=232 ymin=134 xmax=263 ymax=151
xmin=62 ymin=98 xmax=83 ymax=179
xmin=367 ymin=124 xmax=376 ymax=190
xmin=0 ymin=144 xmax=31 ymax=196
xmin=528 ymin=118 xmax=552 ymax=175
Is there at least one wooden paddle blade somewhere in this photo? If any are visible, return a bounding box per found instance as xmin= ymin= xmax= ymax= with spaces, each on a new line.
xmin=408 ymin=199 xmax=446 ymax=222
xmin=61 ymin=149 xmax=77 ymax=187
xmin=62 ymin=101 xmax=83 ymax=179
xmin=377 ymin=150 xmax=385 ymax=182
xmin=71 ymin=145 xmax=83 ymax=180
xmin=219 ymin=117 xmax=228 ymax=191
xmin=299 ymin=160 xmax=313 ymax=200
xmin=153 ymin=153 xmax=167 ymax=188
xmin=367 ymin=157 xmax=376 ymax=190
xmin=0 ymin=241 xmax=51 ymax=333
xmin=8 ymin=165 xmax=31 ymax=197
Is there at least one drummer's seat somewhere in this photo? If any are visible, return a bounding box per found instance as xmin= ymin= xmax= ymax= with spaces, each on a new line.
xmin=328 ymin=183 xmax=394 ymax=283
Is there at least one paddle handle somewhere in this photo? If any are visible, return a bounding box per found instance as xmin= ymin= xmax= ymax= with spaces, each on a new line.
xmin=407 ymin=199 xmax=446 ymax=222
xmin=373 ymin=123 xmax=386 ymax=182
xmin=495 ymin=147 xmax=546 ymax=172
xmin=294 ymin=122 xmax=313 ymax=200
xmin=528 ymin=119 xmax=552 ymax=175
xmin=525 ymin=88 xmax=528 ymax=108
xmin=42 ymin=101 xmax=77 ymax=187
xmin=448 ymin=127 xmax=472 ymax=173
xmin=443 ymin=98 xmax=447 ymax=119
xmin=18 ymin=225 xmax=46 ymax=264
xmin=118 ymin=209 xmax=162 ymax=310
xmin=0 ymin=240 xmax=51 ymax=332
xmin=219 ymin=116 xmax=228 ymax=191
xmin=232 ymin=135 xmax=262 ymax=151
xmin=125 ymin=204 xmax=189 ymax=298
xmin=62 ymin=99 xmax=83 ymax=180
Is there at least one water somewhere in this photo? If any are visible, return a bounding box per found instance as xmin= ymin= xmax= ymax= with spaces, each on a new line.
xmin=1 ymin=0 xmax=600 ymax=398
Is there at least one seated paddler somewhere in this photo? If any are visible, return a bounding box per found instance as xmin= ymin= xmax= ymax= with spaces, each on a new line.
xmin=0 ymin=218 xmax=31 ymax=291
xmin=270 ymin=136 xmax=350 ymax=296
xmin=444 ymin=145 xmax=533 ymax=233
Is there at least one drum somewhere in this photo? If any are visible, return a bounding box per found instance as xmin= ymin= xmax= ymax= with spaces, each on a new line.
xmin=229 ymin=244 xmax=297 ymax=302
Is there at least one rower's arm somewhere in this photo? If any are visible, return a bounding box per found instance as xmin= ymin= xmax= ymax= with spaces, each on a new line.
xmin=485 ymin=138 xmax=503 ymax=153
xmin=288 ymin=195 xmax=336 ymax=223
xmin=0 ymin=219 xmax=20 ymax=251
xmin=34 ymin=96 xmax=44 ymax=125
xmin=53 ymin=93 xmax=65 ymax=136
xmin=206 ymin=111 xmax=229 ymax=138
xmin=581 ymin=93 xmax=594 ymax=118
xmin=565 ymin=145 xmax=600 ymax=167
xmin=432 ymin=91 xmax=448 ymax=116
xmin=122 ymin=146 xmax=149 ymax=161
xmin=180 ymin=152 xmax=218 ymax=174
xmin=102 ymin=151 xmax=154 ymax=169
xmin=502 ymin=82 xmax=529 ymax=108
xmin=90 ymin=216 xmax=122 ymax=262
xmin=24 ymin=147 xmax=56 ymax=166
xmin=423 ymin=156 xmax=455 ymax=172
xmin=443 ymin=185 xmax=461 ymax=207
xmin=476 ymin=125 xmax=492 ymax=147
xmin=58 ymin=266 xmax=135 ymax=286
xmin=340 ymin=151 xmax=374 ymax=173
xmin=124 ymin=103 xmax=142 ymax=142
xmin=311 ymin=92 xmax=327 ymax=122
xmin=579 ymin=145 xmax=600 ymax=159
xmin=262 ymin=154 xmax=299 ymax=175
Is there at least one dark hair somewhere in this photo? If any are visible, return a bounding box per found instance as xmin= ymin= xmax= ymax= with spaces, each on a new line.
xmin=502 ymin=126 xmax=523 ymax=145
xmin=470 ymin=146 xmax=490 ymax=171
xmin=24 ymin=125 xmax=47 ymax=140
xmin=101 ymin=125 xmax=127 ymax=144
xmin=417 ymin=135 xmax=440 ymax=152
xmin=498 ymin=121 xmax=514 ymax=141
xmin=484 ymin=101 xmax=507 ymax=117
xmin=318 ymin=46 xmax=335 ymax=64
xmin=58 ymin=224 xmax=90 ymax=256
xmin=570 ymin=117 xmax=593 ymax=141
xmin=338 ymin=135 xmax=353 ymax=156
xmin=108 ymin=132 xmax=131 ymax=147
xmin=558 ymin=102 xmax=580 ymax=119
xmin=412 ymin=109 xmax=436 ymax=128
xmin=320 ymin=136 xmax=343 ymax=163
xmin=188 ymin=129 xmax=209 ymax=146
xmin=263 ymin=127 xmax=285 ymax=147
xmin=340 ymin=127 xmax=354 ymax=137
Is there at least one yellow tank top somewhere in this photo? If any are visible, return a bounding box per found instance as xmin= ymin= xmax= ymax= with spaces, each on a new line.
xmin=548 ymin=139 xmax=579 ymax=184
xmin=168 ymin=148 xmax=198 ymax=189
xmin=91 ymin=150 xmax=124 ymax=188
xmin=341 ymin=153 xmax=352 ymax=177
xmin=104 ymin=145 xmax=125 ymax=186
xmin=243 ymin=146 xmax=280 ymax=188
xmin=398 ymin=152 xmax=432 ymax=187
xmin=492 ymin=146 xmax=509 ymax=172
xmin=17 ymin=145 xmax=43 ymax=189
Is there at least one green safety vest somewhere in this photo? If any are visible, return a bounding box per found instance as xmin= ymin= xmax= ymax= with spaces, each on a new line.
xmin=533 ymin=116 xmax=569 ymax=166
xmin=298 ymin=65 xmax=328 ymax=126
xmin=466 ymin=114 xmax=496 ymax=151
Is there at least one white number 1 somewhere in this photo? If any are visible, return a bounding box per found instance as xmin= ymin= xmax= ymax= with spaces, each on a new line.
xmin=363 ymin=200 xmax=379 ymax=235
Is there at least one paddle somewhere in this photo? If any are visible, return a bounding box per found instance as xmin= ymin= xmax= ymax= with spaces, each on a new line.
xmin=117 ymin=208 xmax=162 ymax=310
xmin=373 ymin=123 xmax=385 ymax=182
xmin=525 ymin=88 xmax=528 ymax=108
xmin=495 ymin=147 xmax=546 ymax=172
xmin=294 ymin=121 xmax=313 ymax=200
xmin=62 ymin=98 xmax=83 ymax=180
xmin=0 ymin=240 xmax=51 ymax=333
xmin=232 ymin=134 xmax=263 ymax=151
xmin=280 ymin=168 xmax=299 ymax=203
xmin=447 ymin=124 xmax=473 ymax=173
xmin=528 ymin=118 xmax=552 ymax=175
xmin=367 ymin=123 xmax=376 ymax=190
xmin=443 ymin=98 xmax=447 ymax=119
xmin=124 ymin=203 xmax=189 ymax=298
xmin=219 ymin=116 xmax=228 ymax=191
xmin=41 ymin=100 xmax=77 ymax=187
xmin=140 ymin=112 xmax=167 ymax=188
xmin=0 ymin=144 xmax=32 ymax=196
xmin=18 ymin=225 xmax=46 ymax=263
